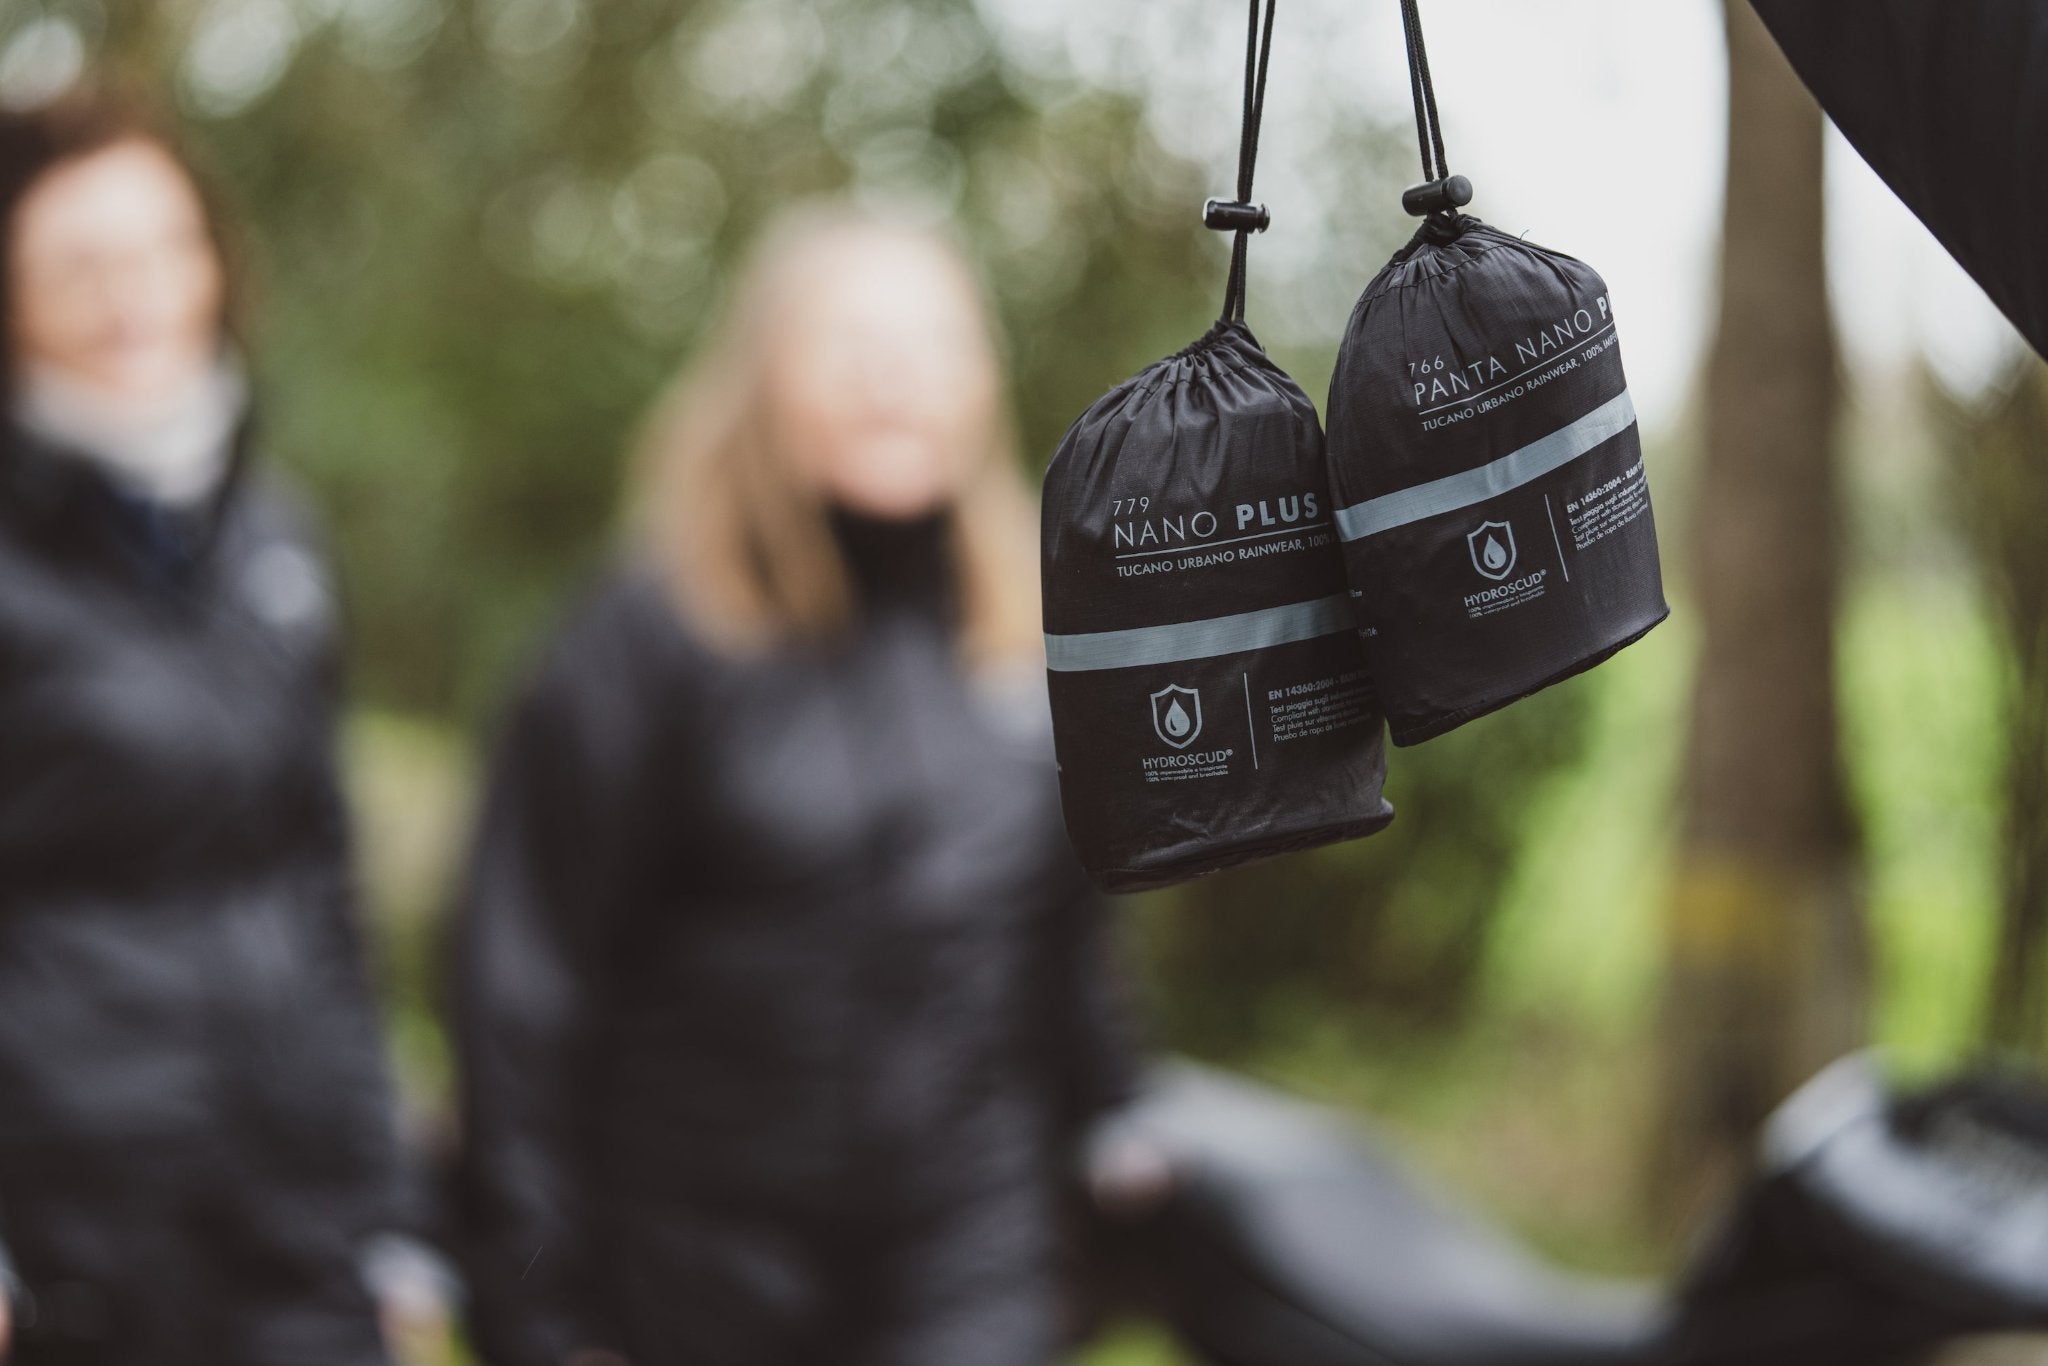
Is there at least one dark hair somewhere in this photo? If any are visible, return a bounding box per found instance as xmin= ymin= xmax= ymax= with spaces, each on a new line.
xmin=0 ymin=87 xmax=239 ymax=395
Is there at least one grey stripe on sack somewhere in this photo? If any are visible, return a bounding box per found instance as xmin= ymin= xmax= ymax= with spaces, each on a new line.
xmin=1045 ymin=594 xmax=1354 ymax=673
xmin=1334 ymin=388 xmax=1638 ymax=541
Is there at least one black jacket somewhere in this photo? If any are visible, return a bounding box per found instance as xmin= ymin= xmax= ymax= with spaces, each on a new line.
xmin=0 ymin=422 xmax=403 ymax=1364
xmin=1752 ymin=0 xmax=2048 ymax=360
xmin=452 ymin=520 xmax=1139 ymax=1365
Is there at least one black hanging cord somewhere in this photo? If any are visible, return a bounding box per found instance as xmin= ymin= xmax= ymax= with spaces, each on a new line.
xmin=1209 ymin=0 xmax=1278 ymax=324
xmin=1398 ymin=0 xmax=1471 ymax=220
xmin=1400 ymin=0 xmax=1447 ymax=181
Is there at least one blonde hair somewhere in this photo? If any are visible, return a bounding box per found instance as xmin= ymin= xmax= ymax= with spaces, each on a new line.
xmin=630 ymin=204 xmax=1041 ymax=667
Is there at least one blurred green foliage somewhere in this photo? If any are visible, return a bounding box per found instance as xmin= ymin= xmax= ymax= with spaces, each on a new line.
xmin=1140 ymin=683 xmax=1590 ymax=1054
xmin=193 ymin=0 xmax=1230 ymax=717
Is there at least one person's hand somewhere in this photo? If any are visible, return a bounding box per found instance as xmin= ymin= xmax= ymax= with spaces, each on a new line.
xmin=1085 ymin=1129 xmax=1178 ymax=1219
xmin=361 ymin=1234 xmax=459 ymax=1366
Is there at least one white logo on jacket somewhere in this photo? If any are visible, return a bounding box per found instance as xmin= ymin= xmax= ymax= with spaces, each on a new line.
xmin=1467 ymin=520 xmax=1517 ymax=582
xmin=1148 ymin=684 xmax=1203 ymax=749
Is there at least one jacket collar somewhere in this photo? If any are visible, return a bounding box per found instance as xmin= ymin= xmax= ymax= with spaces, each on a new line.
xmin=0 ymin=409 xmax=256 ymax=586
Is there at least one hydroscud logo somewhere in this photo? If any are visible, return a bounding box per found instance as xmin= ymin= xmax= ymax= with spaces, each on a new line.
xmin=1467 ymin=520 xmax=1517 ymax=581
xmin=1149 ymin=684 xmax=1202 ymax=749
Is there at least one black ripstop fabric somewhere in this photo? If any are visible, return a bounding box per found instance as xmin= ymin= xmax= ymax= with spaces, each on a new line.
xmin=1323 ymin=0 xmax=1667 ymax=747
xmin=1750 ymin=0 xmax=2048 ymax=362
xmin=1040 ymin=0 xmax=1392 ymax=894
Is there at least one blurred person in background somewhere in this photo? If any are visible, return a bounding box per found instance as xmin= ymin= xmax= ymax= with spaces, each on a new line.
xmin=0 ymin=93 xmax=421 ymax=1364
xmin=451 ymin=206 xmax=1138 ymax=1366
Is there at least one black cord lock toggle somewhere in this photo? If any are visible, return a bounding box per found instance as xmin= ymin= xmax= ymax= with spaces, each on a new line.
xmin=1204 ymin=198 xmax=1270 ymax=233
xmin=1401 ymin=174 xmax=1472 ymax=218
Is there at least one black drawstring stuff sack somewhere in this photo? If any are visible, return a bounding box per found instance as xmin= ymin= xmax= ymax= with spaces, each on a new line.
xmin=1325 ymin=0 xmax=1668 ymax=747
xmin=1041 ymin=0 xmax=1393 ymax=894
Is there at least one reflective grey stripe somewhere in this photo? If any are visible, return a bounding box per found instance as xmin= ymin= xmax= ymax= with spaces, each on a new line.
xmin=1334 ymin=389 xmax=1638 ymax=541
xmin=1045 ymin=594 xmax=1354 ymax=673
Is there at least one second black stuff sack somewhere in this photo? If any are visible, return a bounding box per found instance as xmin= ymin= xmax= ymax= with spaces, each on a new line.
xmin=1041 ymin=0 xmax=1392 ymax=893
xmin=1325 ymin=0 xmax=1668 ymax=746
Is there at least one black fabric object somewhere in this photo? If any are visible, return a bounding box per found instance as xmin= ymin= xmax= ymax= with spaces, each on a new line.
xmin=1100 ymin=1064 xmax=1667 ymax=1366
xmin=450 ymin=546 xmax=1140 ymax=1366
xmin=601 ymin=1176 xmax=1059 ymax=1366
xmin=1750 ymin=0 xmax=2048 ymax=362
xmin=1039 ymin=0 xmax=1392 ymax=893
xmin=1323 ymin=1 xmax=1666 ymax=747
xmin=0 ymin=421 xmax=406 ymax=1366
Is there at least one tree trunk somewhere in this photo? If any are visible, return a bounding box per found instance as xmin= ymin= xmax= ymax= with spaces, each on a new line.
xmin=1944 ymin=363 xmax=2048 ymax=1056
xmin=1656 ymin=0 xmax=1868 ymax=1217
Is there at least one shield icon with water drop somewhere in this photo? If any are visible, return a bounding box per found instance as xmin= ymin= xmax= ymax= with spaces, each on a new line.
xmin=1467 ymin=520 xmax=1518 ymax=581
xmin=1149 ymin=684 xmax=1203 ymax=750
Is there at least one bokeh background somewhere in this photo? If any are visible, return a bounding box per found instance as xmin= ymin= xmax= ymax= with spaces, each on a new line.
xmin=4 ymin=1 xmax=2044 ymax=1361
